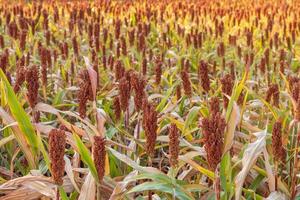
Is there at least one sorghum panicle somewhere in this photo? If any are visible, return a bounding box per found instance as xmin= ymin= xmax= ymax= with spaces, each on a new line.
xmin=77 ymin=69 xmax=93 ymax=118
xmin=142 ymin=57 xmax=147 ymax=75
xmin=72 ymin=36 xmax=79 ymax=56
xmin=220 ymin=74 xmax=233 ymax=108
xmin=14 ymin=64 xmax=26 ymax=93
xmin=181 ymin=69 xmax=192 ymax=97
xmin=200 ymin=98 xmax=226 ymax=171
xmin=131 ymin=72 xmax=146 ymax=111
xmin=272 ymin=121 xmax=286 ymax=162
xmin=209 ymin=97 xmax=220 ymax=116
xmin=93 ymin=136 xmax=106 ymax=182
xmin=49 ymin=129 xmax=66 ymax=185
xmin=115 ymin=60 xmax=125 ymax=81
xmin=176 ymin=85 xmax=182 ymax=100
xmin=142 ymin=99 xmax=158 ymax=158
xmin=119 ymin=77 xmax=131 ymax=112
xmin=266 ymin=83 xmax=279 ymax=107
xmin=26 ymin=65 xmax=39 ymax=108
xmin=113 ymin=96 xmax=121 ymax=121
xmin=198 ymin=60 xmax=210 ymax=93
xmin=155 ymin=60 xmax=162 ymax=85
xmin=169 ymin=124 xmax=179 ymax=167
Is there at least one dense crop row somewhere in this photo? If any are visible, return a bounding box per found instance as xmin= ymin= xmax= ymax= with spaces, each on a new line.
xmin=0 ymin=0 xmax=300 ymax=199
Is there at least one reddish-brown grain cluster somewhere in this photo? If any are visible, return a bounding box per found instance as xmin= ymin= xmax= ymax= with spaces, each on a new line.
xmin=142 ymin=99 xmax=158 ymax=158
xmin=272 ymin=121 xmax=286 ymax=163
xmin=77 ymin=69 xmax=93 ymax=118
xmin=1 ymin=0 xmax=300 ymax=198
xmin=198 ymin=60 xmax=210 ymax=93
xmin=220 ymin=74 xmax=233 ymax=108
xmin=289 ymin=77 xmax=300 ymax=121
xmin=115 ymin=60 xmax=125 ymax=81
xmin=200 ymin=97 xmax=226 ymax=171
xmin=113 ymin=96 xmax=121 ymax=121
xmin=14 ymin=64 xmax=26 ymax=93
xmin=168 ymin=123 xmax=180 ymax=167
xmin=26 ymin=65 xmax=39 ymax=108
xmin=155 ymin=60 xmax=162 ymax=85
xmin=266 ymin=84 xmax=280 ymax=107
xmin=181 ymin=69 xmax=192 ymax=97
xmin=176 ymin=85 xmax=182 ymax=100
xmin=39 ymin=47 xmax=51 ymax=87
xmin=131 ymin=72 xmax=146 ymax=111
xmin=49 ymin=129 xmax=66 ymax=185
xmin=93 ymin=136 xmax=106 ymax=182
xmin=119 ymin=77 xmax=131 ymax=112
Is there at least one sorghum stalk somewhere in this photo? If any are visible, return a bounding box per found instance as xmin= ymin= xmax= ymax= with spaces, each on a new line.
xmin=291 ymin=124 xmax=300 ymax=199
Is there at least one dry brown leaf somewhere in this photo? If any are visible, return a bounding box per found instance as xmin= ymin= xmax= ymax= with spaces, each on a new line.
xmin=223 ymin=102 xmax=240 ymax=154
xmin=235 ymin=130 xmax=267 ymax=200
xmin=78 ymin=172 xmax=96 ymax=200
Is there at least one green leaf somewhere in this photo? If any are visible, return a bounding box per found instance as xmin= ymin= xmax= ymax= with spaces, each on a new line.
xmin=108 ymin=147 xmax=162 ymax=174
xmin=183 ymin=106 xmax=199 ymax=139
xmin=156 ymin=85 xmax=175 ymax=112
xmin=220 ymin=152 xmax=232 ymax=199
xmin=73 ymin=133 xmax=99 ymax=182
xmin=128 ymin=182 xmax=194 ymax=200
xmin=0 ymin=69 xmax=39 ymax=168
xmin=59 ymin=186 xmax=70 ymax=200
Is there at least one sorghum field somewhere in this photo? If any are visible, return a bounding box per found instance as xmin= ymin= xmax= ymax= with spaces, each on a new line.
xmin=0 ymin=0 xmax=300 ymax=199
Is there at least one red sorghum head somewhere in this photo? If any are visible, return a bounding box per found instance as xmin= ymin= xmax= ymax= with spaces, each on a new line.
xmin=131 ymin=72 xmax=146 ymax=111
xmin=169 ymin=123 xmax=179 ymax=167
xmin=200 ymin=100 xmax=226 ymax=171
xmin=119 ymin=77 xmax=131 ymax=112
xmin=272 ymin=121 xmax=286 ymax=163
xmin=113 ymin=96 xmax=121 ymax=121
xmin=266 ymin=83 xmax=279 ymax=107
xmin=181 ymin=69 xmax=192 ymax=97
xmin=14 ymin=64 xmax=26 ymax=93
xmin=49 ymin=129 xmax=66 ymax=185
xmin=93 ymin=136 xmax=106 ymax=182
xmin=26 ymin=65 xmax=39 ymax=108
xmin=198 ymin=60 xmax=210 ymax=93
xmin=220 ymin=74 xmax=233 ymax=109
xmin=77 ymin=69 xmax=93 ymax=118
xmin=142 ymin=99 xmax=158 ymax=158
